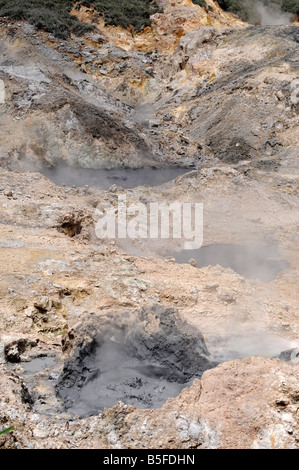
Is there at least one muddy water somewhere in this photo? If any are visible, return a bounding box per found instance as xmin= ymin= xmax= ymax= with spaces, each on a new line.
xmin=172 ymin=242 xmax=289 ymax=282
xmin=58 ymin=339 xmax=193 ymax=417
xmin=56 ymin=305 xmax=213 ymax=417
xmin=41 ymin=166 xmax=189 ymax=189
xmin=21 ymin=356 xmax=57 ymax=375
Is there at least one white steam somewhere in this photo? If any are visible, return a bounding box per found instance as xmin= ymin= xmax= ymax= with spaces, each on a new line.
xmin=254 ymin=1 xmax=293 ymax=25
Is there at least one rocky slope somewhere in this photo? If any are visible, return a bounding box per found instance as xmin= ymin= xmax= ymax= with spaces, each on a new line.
xmin=0 ymin=1 xmax=298 ymax=449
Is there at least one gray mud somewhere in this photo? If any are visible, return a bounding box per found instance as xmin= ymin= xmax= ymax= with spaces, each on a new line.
xmin=21 ymin=356 xmax=57 ymax=376
xmin=41 ymin=166 xmax=189 ymax=190
xmin=58 ymin=338 xmax=194 ymax=416
xmin=56 ymin=306 xmax=214 ymax=417
xmin=172 ymin=242 xmax=288 ymax=282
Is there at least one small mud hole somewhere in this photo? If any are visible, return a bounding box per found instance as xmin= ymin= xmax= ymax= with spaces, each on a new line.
xmin=57 ymin=306 xmax=214 ymax=417
xmin=41 ymin=166 xmax=188 ymax=190
xmin=59 ymin=339 xmax=192 ymax=415
xmin=172 ymin=242 xmax=288 ymax=282
xmin=21 ymin=356 xmax=57 ymax=376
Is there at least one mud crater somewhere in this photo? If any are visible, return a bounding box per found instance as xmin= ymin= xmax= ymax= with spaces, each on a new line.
xmin=173 ymin=241 xmax=289 ymax=282
xmin=41 ymin=166 xmax=189 ymax=190
xmin=56 ymin=306 xmax=215 ymax=417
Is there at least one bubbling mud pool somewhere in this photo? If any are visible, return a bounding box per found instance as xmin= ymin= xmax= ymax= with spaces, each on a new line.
xmin=172 ymin=241 xmax=289 ymax=282
xmin=56 ymin=306 xmax=214 ymax=417
xmin=6 ymin=307 xmax=297 ymax=418
xmin=58 ymin=338 xmax=197 ymax=416
xmin=40 ymin=166 xmax=189 ymax=190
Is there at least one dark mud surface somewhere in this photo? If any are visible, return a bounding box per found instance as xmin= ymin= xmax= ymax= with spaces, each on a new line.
xmin=58 ymin=338 xmax=195 ymax=416
xmin=41 ymin=166 xmax=189 ymax=190
xmin=172 ymin=242 xmax=289 ymax=282
xmin=56 ymin=306 xmax=214 ymax=417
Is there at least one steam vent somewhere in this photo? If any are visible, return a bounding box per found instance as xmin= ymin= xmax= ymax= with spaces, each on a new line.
xmin=0 ymin=0 xmax=298 ymax=453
